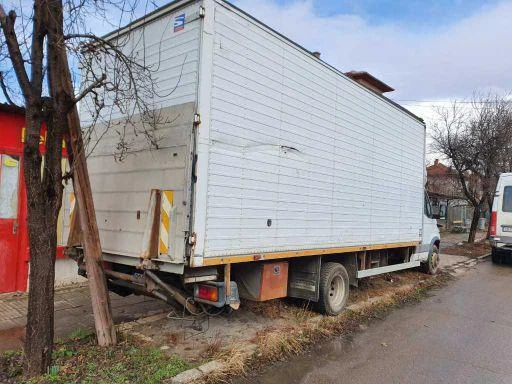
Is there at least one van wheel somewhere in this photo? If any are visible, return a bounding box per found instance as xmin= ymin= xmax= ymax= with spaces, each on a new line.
xmin=316 ymin=262 xmax=349 ymax=316
xmin=421 ymin=244 xmax=439 ymax=275
xmin=491 ymin=248 xmax=502 ymax=264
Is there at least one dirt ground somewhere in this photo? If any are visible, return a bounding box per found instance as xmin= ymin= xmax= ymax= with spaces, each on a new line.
xmin=120 ymin=270 xmax=435 ymax=365
xmin=441 ymin=230 xmax=491 ymax=257
xmin=440 ymin=230 xmax=487 ymax=248
xmin=442 ymin=240 xmax=491 ymax=257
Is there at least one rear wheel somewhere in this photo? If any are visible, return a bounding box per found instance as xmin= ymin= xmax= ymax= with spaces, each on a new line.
xmin=421 ymin=244 xmax=440 ymax=275
xmin=491 ymin=247 xmax=502 ymax=264
xmin=316 ymin=262 xmax=349 ymax=316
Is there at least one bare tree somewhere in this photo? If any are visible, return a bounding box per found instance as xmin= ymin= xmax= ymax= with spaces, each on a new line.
xmin=0 ymin=0 xmax=162 ymax=376
xmin=431 ymin=93 xmax=512 ymax=243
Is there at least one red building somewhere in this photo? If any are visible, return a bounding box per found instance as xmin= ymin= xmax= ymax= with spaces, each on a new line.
xmin=0 ymin=104 xmax=29 ymax=293
xmin=0 ymin=103 xmax=80 ymax=293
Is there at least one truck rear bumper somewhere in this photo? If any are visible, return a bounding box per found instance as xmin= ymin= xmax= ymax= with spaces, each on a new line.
xmin=102 ymin=252 xmax=185 ymax=274
xmin=490 ymin=235 xmax=512 ymax=249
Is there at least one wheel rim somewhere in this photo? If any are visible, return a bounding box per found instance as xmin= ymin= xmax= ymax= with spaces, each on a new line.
xmin=329 ymin=275 xmax=345 ymax=309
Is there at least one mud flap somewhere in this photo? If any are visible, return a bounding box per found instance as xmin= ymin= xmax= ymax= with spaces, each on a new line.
xmin=287 ymin=256 xmax=321 ymax=302
xmin=340 ymin=253 xmax=358 ymax=287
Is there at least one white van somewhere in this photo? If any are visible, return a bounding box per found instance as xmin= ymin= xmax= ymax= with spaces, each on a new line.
xmin=490 ymin=173 xmax=512 ymax=263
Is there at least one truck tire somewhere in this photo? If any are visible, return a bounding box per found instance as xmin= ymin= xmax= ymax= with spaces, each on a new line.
xmin=316 ymin=262 xmax=349 ymax=316
xmin=491 ymin=247 xmax=502 ymax=264
xmin=421 ymin=244 xmax=440 ymax=275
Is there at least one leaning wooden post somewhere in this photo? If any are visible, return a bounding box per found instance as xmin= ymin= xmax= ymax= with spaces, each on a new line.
xmin=60 ymin=54 xmax=117 ymax=346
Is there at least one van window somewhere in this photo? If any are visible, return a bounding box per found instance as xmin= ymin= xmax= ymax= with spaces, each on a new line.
xmin=504 ymin=186 xmax=512 ymax=212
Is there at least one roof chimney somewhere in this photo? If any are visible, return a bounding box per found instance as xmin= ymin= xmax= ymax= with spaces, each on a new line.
xmin=312 ymin=51 xmax=321 ymax=59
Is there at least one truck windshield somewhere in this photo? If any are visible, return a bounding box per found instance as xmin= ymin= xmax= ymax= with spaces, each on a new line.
xmin=504 ymin=186 xmax=512 ymax=212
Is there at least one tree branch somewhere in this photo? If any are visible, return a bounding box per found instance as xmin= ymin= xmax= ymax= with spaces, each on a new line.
xmin=0 ymin=6 xmax=31 ymax=99
xmin=73 ymin=73 xmax=106 ymax=105
xmin=30 ymin=0 xmax=47 ymax=100
xmin=0 ymin=71 xmax=16 ymax=105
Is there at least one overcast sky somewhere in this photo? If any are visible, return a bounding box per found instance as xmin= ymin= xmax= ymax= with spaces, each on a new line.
xmin=3 ymin=0 xmax=510 ymax=133
xmin=233 ymin=0 xmax=511 ymax=102
xmin=227 ymin=0 xmax=511 ymax=153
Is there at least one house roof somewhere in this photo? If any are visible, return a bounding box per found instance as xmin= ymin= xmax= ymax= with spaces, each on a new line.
xmin=0 ymin=103 xmax=24 ymax=115
xmin=427 ymin=159 xmax=457 ymax=177
xmin=344 ymin=71 xmax=394 ymax=93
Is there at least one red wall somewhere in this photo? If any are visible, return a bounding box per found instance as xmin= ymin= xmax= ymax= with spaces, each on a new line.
xmin=0 ymin=110 xmax=29 ymax=291
xmin=0 ymin=109 xmax=67 ymax=292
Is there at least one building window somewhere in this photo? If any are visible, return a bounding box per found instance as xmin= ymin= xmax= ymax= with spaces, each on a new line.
xmin=0 ymin=155 xmax=20 ymax=219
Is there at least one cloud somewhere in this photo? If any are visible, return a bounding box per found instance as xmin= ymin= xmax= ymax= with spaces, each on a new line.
xmin=233 ymin=0 xmax=512 ymax=104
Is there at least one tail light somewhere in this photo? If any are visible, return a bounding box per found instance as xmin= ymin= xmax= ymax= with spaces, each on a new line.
xmin=490 ymin=211 xmax=497 ymax=236
xmin=195 ymin=284 xmax=219 ymax=302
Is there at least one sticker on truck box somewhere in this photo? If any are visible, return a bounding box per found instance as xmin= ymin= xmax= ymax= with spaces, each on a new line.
xmin=174 ymin=14 xmax=185 ymax=32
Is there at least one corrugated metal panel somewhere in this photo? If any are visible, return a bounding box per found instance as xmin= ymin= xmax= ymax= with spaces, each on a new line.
xmin=65 ymin=1 xmax=202 ymax=262
xmin=80 ymin=2 xmax=202 ymax=124
xmin=201 ymin=1 xmax=424 ymax=258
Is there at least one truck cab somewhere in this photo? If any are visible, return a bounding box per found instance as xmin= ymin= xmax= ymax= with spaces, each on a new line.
xmin=420 ymin=193 xmax=441 ymax=274
xmin=490 ymin=173 xmax=512 ymax=263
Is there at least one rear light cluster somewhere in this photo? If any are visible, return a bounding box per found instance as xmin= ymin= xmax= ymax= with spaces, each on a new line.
xmin=194 ymin=284 xmax=219 ymax=302
xmin=490 ymin=211 xmax=497 ymax=237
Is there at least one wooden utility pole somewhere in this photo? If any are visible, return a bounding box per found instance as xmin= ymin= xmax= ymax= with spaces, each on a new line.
xmin=59 ymin=52 xmax=117 ymax=346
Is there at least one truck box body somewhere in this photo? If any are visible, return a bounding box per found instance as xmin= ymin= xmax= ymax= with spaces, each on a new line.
xmin=66 ymin=0 xmax=426 ymax=272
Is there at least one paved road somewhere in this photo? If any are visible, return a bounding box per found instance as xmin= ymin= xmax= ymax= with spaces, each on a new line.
xmin=242 ymin=260 xmax=512 ymax=384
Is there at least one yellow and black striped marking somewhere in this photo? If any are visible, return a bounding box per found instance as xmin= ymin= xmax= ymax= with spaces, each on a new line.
xmin=159 ymin=190 xmax=174 ymax=255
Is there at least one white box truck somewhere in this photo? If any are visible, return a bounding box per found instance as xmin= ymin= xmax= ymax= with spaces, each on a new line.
xmin=66 ymin=0 xmax=441 ymax=315
xmin=490 ymin=173 xmax=512 ymax=263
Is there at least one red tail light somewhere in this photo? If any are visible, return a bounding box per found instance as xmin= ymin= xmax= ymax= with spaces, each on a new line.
xmin=490 ymin=211 xmax=497 ymax=236
xmin=195 ymin=284 xmax=219 ymax=302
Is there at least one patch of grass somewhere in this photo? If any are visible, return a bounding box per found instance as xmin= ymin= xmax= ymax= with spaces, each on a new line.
xmin=67 ymin=328 xmax=94 ymax=342
xmin=1 ymin=350 xmax=21 ymax=359
xmin=0 ymin=349 xmax=23 ymax=380
xmin=201 ymin=331 xmax=223 ymax=360
xmin=0 ymin=334 xmax=192 ymax=384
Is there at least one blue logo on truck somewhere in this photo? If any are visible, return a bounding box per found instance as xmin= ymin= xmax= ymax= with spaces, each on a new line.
xmin=174 ymin=14 xmax=185 ymax=32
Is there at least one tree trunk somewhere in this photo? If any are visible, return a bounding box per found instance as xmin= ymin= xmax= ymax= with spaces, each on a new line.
xmin=24 ymin=205 xmax=58 ymax=376
xmin=467 ymin=205 xmax=481 ymax=243
xmin=23 ymin=103 xmax=63 ymax=376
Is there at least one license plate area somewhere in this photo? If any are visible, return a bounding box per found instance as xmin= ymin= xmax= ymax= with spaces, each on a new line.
xmin=502 ymin=226 xmax=512 ymax=233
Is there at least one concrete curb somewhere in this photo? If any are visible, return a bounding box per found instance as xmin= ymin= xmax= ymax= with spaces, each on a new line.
xmin=170 ymin=360 xmax=224 ymax=384
xmin=477 ymin=253 xmax=491 ymax=260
